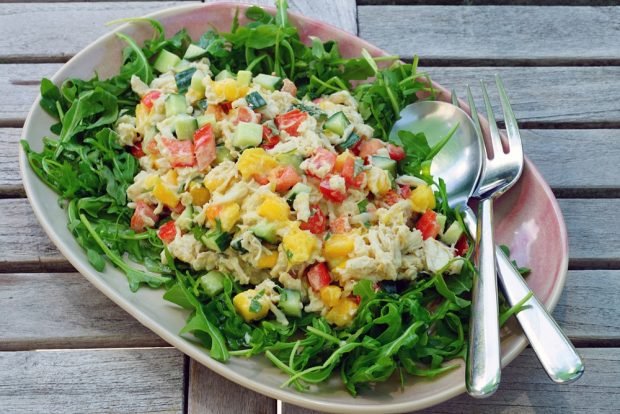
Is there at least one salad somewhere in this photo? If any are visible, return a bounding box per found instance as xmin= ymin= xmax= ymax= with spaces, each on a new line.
xmin=23 ymin=0 xmax=526 ymax=395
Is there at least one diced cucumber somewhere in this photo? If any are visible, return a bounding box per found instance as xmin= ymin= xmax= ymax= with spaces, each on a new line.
xmin=190 ymin=70 xmax=206 ymax=95
xmin=196 ymin=99 xmax=209 ymax=111
xmin=275 ymin=151 xmax=303 ymax=172
xmin=231 ymin=238 xmax=248 ymax=253
xmin=441 ymin=221 xmax=463 ymax=245
xmin=215 ymin=146 xmax=232 ymax=164
xmin=286 ymin=183 xmax=311 ymax=203
xmin=201 ymin=230 xmax=232 ymax=252
xmin=165 ymin=94 xmax=188 ymax=117
xmin=233 ymin=122 xmax=263 ymax=148
xmin=175 ymin=68 xmax=197 ymax=94
xmin=254 ymin=74 xmax=282 ymax=90
xmin=154 ymin=49 xmax=181 ymax=73
xmin=251 ymin=221 xmax=278 ymax=244
xmin=436 ymin=213 xmax=447 ymax=235
xmin=324 ymin=111 xmax=350 ymax=136
xmin=199 ymin=271 xmax=225 ymax=297
xmin=184 ymin=44 xmax=208 ymax=61
xmin=214 ymin=70 xmax=236 ymax=81
xmin=371 ymin=156 xmax=397 ymax=177
xmin=336 ymin=131 xmax=361 ymax=152
xmin=176 ymin=205 xmax=194 ymax=231
xmin=175 ymin=115 xmax=198 ymax=141
xmin=237 ymin=70 xmax=252 ymax=87
xmin=279 ymin=289 xmax=302 ymax=317
xmin=197 ymin=114 xmax=216 ymax=128
xmin=174 ymin=59 xmax=191 ymax=73
xmin=245 ymin=91 xmax=267 ymax=109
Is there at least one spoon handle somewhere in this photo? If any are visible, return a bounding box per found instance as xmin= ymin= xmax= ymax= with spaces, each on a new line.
xmin=462 ymin=207 xmax=584 ymax=384
xmin=467 ymin=198 xmax=502 ymax=398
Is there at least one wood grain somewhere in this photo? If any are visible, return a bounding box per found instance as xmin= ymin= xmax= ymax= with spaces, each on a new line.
xmin=188 ymin=359 xmax=276 ymax=414
xmin=5 ymin=64 xmax=620 ymax=127
xmin=0 ymin=272 xmax=166 ymax=350
xmin=0 ymin=0 xmax=356 ymax=62
xmin=283 ymin=348 xmax=620 ymax=413
xmin=0 ymin=128 xmax=23 ymax=197
xmin=358 ymin=5 xmax=620 ymax=63
xmin=0 ymin=348 xmax=185 ymax=413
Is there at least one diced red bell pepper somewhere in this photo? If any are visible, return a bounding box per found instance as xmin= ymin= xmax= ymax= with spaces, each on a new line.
xmin=340 ymin=156 xmax=364 ymax=188
xmin=455 ymin=235 xmax=470 ymax=256
xmin=358 ymin=138 xmax=385 ymax=159
xmin=252 ymin=174 xmax=270 ymax=185
xmin=319 ymin=178 xmax=347 ymax=202
xmin=305 ymin=148 xmax=336 ymax=178
xmin=275 ymin=109 xmax=307 ymax=136
xmin=235 ymin=106 xmax=260 ymax=124
xmin=306 ymin=263 xmax=332 ymax=291
xmin=157 ymin=221 xmax=177 ymax=244
xmin=194 ymin=124 xmax=216 ymax=171
xmin=399 ymin=184 xmax=411 ymax=198
xmin=387 ymin=143 xmax=406 ymax=161
xmin=383 ymin=190 xmax=402 ymax=206
xmin=300 ymin=205 xmax=327 ymax=235
xmin=219 ymin=101 xmax=232 ymax=114
xmin=161 ymin=137 xmax=195 ymax=168
xmin=130 ymin=200 xmax=159 ymax=232
xmin=416 ymin=210 xmax=441 ymax=240
xmin=130 ymin=143 xmax=145 ymax=158
xmin=141 ymin=90 xmax=161 ymax=110
xmin=261 ymin=125 xmax=280 ymax=149
xmin=273 ymin=165 xmax=301 ymax=193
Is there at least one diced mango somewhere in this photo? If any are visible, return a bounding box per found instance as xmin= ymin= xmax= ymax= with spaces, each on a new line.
xmin=323 ymin=233 xmax=355 ymax=260
xmin=213 ymin=78 xmax=249 ymax=102
xmin=189 ymin=185 xmax=210 ymax=206
xmin=325 ymin=298 xmax=359 ymax=327
xmin=144 ymin=174 xmax=160 ymax=189
xmin=257 ymin=251 xmax=279 ymax=269
xmin=334 ymin=151 xmax=353 ymax=173
xmin=257 ymin=196 xmax=290 ymax=222
xmin=367 ymin=167 xmax=391 ymax=196
xmin=409 ymin=184 xmax=436 ymax=213
xmin=320 ymin=285 xmax=342 ymax=307
xmin=135 ymin=103 xmax=148 ymax=131
xmin=163 ymin=169 xmax=178 ymax=186
xmin=153 ymin=181 xmax=179 ymax=208
xmin=233 ymin=289 xmax=270 ymax=322
xmin=236 ymin=148 xmax=278 ymax=180
xmin=204 ymin=176 xmax=225 ymax=193
xmin=219 ymin=203 xmax=241 ymax=231
xmin=282 ymin=225 xmax=317 ymax=265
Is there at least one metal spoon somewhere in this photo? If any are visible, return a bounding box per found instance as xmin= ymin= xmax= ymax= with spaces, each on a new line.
xmin=390 ymin=100 xmax=584 ymax=392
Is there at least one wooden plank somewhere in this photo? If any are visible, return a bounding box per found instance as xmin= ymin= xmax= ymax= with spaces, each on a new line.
xmin=4 ymin=64 xmax=620 ymax=126
xmin=358 ymin=5 xmax=620 ymax=62
xmin=188 ymin=359 xmax=276 ymax=414
xmin=0 ymin=0 xmax=356 ymax=62
xmin=3 ymin=198 xmax=619 ymax=270
xmin=0 ymin=348 xmax=185 ymax=413
xmin=283 ymin=348 xmax=620 ymax=413
xmin=8 ymin=126 xmax=620 ymax=196
xmin=0 ymin=272 xmax=166 ymax=350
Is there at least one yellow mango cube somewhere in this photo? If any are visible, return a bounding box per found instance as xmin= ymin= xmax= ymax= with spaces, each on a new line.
xmin=323 ymin=234 xmax=354 ymax=260
xmin=189 ymin=185 xmax=210 ymax=206
xmin=144 ymin=174 xmax=160 ymax=190
xmin=163 ymin=169 xmax=178 ymax=186
xmin=203 ymin=176 xmax=225 ymax=193
xmin=233 ymin=289 xmax=270 ymax=322
xmin=282 ymin=225 xmax=317 ymax=265
xmin=257 ymin=251 xmax=279 ymax=269
xmin=257 ymin=196 xmax=290 ymax=221
xmin=325 ymin=298 xmax=359 ymax=327
xmin=152 ymin=181 xmax=179 ymax=208
xmin=236 ymin=148 xmax=278 ymax=180
xmin=219 ymin=203 xmax=241 ymax=231
xmin=409 ymin=184 xmax=436 ymax=213
xmin=320 ymin=285 xmax=342 ymax=307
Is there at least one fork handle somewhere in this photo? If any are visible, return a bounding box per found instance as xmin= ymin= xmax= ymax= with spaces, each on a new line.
xmin=467 ymin=198 xmax=501 ymax=398
xmin=462 ymin=207 xmax=585 ymax=384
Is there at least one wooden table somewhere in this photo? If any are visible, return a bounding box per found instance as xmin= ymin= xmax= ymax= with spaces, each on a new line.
xmin=1 ymin=0 xmax=619 ymax=412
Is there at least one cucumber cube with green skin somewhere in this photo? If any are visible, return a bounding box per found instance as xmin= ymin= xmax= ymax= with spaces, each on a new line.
xmin=324 ymin=111 xmax=350 ymax=136
xmin=237 ymin=70 xmax=253 ymax=87
xmin=286 ymin=182 xmax=311 ymax=203
xmin=254 ymin=74 xmax=282 ymax=90
xmin=184 ymin=44 xmax=208 ymax=61
xmin=199 ymin=271 xmax=226 ymax=297
xmin=275 ymin=151 xmax=303 ymax=172
xmin=175 ymin=115 xmax=198 ymax=141
xmin=336 ymin=131 xmax=361 ymax=152
xmin=251 ymin=221 xmax=278 ymax=244
xmin=245 ymin=91 xmax=267 ymax=109
xmin=436 ymin=213 xmax=447 ymax=235
xmin=176 ymin=205 xmax=194 ymax=231
xmin=165 ymin=94 xmax=188 ymax=117
xmin=215 ymin=146 xmax=232 ymax=164
xmin=154 ymin=49 xmax=181 ymax=73
xmin=214 ymin=70 xmax=236 ymax=81
xmin=371 ymin=156 xmax=397 ymax=177
xmin=190 ymin=70 xmax=206 ymax=95
xmin=233 ymin=122 xmax=263 ymax=148
xmin=197 ymin=114 xmax=216 ymax=128
xmin=441 ymin=221 xmax=464 ymax=245
xmin=279 ymin=289 xmax=302 ymax=317
xmin=201 ymin=230 xmax=232 ymax=252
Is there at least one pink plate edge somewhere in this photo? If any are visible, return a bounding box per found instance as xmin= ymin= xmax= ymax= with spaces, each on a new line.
xmin=17 ymin=2 xmax=570 ymax=413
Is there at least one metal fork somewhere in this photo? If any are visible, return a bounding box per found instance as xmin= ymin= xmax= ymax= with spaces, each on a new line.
xmin=454 ymin=76 xmax=584 ymax=398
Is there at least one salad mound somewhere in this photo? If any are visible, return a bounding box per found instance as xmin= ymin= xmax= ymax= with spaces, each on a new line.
xmin=23 ymin=0 xmax=528 ymax=395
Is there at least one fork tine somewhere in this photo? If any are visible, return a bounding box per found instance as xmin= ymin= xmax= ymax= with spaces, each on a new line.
xmin=466 ymin=85 xmax=484 ymax=146
xmin=495 ymin=75 xmax=523 ymax=159
xmin=451 ymin=88 xmax=459 ymax=106
xmin=480 ymin=80 xmax=504 ymax=158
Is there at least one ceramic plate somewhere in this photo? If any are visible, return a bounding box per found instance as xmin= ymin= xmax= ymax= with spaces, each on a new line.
xmin=19 ymin=3 xmax=569 ymax=413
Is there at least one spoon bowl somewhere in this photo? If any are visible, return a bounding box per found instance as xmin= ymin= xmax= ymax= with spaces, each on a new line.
xmin=389 ymin=100 xmax=483 ymax=209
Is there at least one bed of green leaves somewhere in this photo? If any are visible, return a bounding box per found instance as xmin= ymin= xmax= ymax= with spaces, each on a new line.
xmin=21 ymin=0 xmax=528 ymax=395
